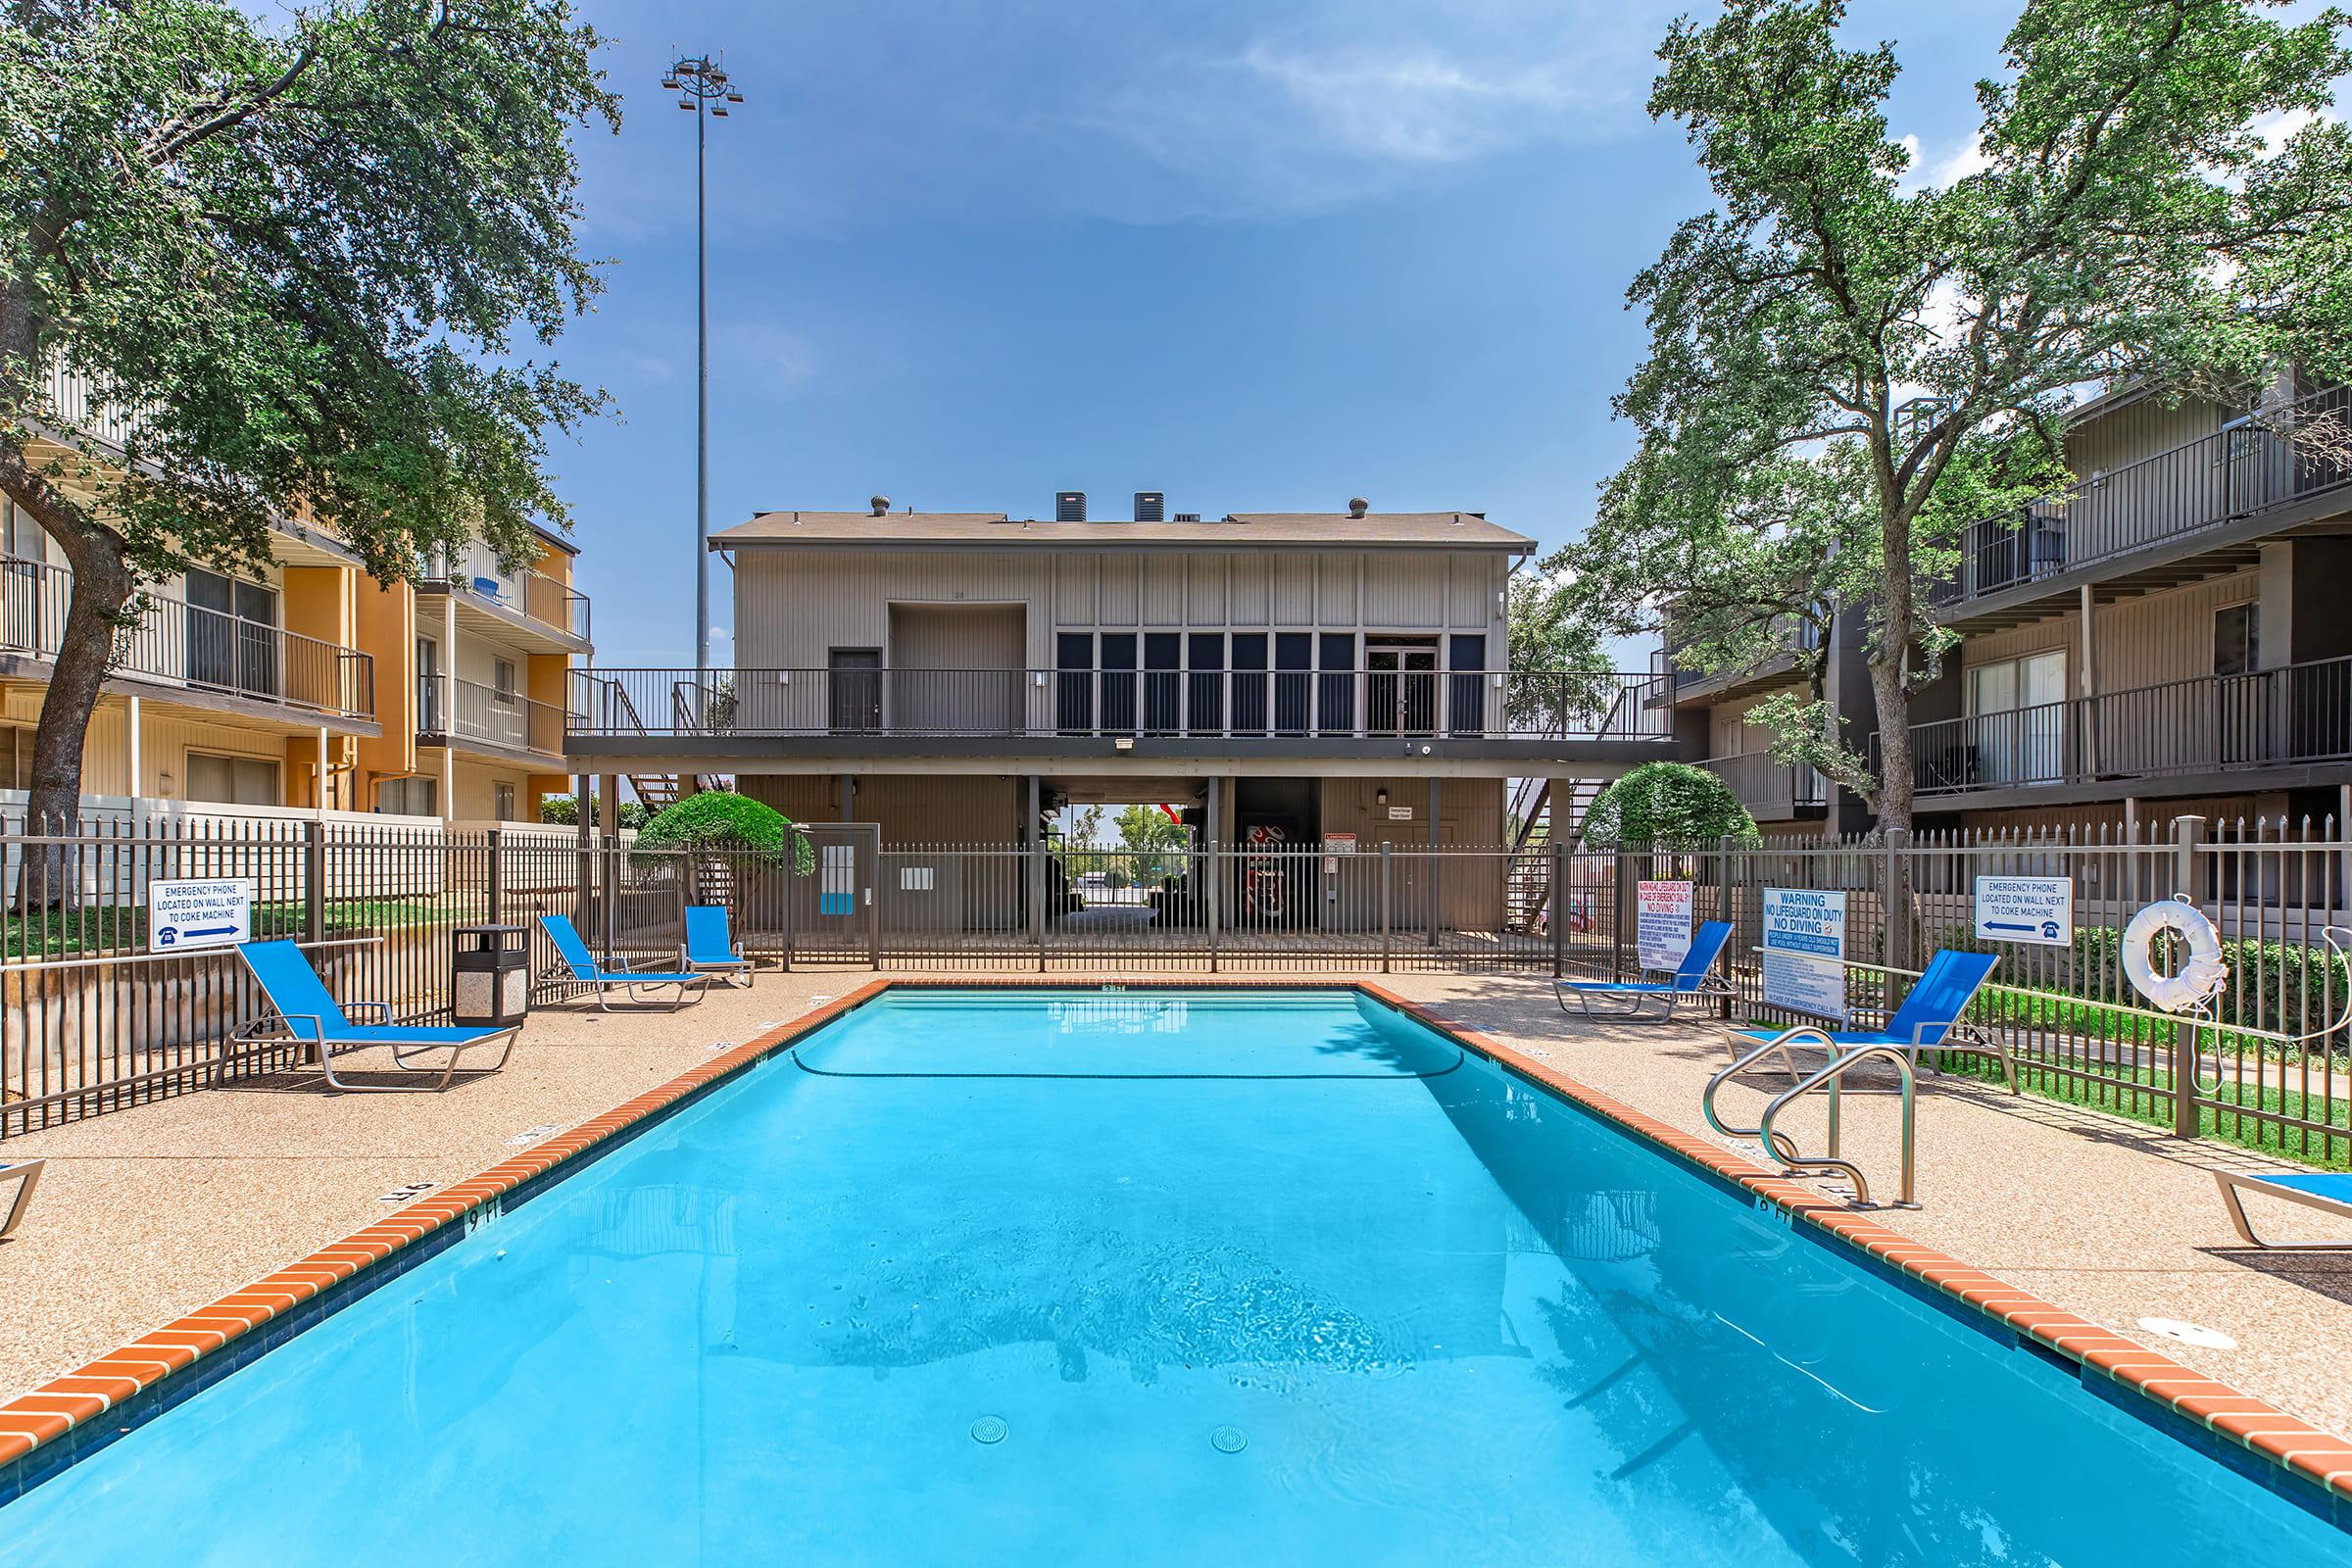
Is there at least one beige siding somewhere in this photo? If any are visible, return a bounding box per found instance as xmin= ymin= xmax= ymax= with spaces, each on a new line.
xmin=1273 ymin=555 xmax=1315 ymax=624
xmin=1229 ymin=555 xmax=1270 ymax=626
xmin=741 ymin=772 xmax=1023 ymax=846
xmin=1187 ymin=556 xmax=1226 ymax=624
xmin=1362 ymin=554 xmax=1446 ymax=629
xmin=1142 ymin=554 xmax=1185 ymax=624
xmin=2068 ymin=393 xmax=2222 ymax=477
xmin=1318 ymin=554 xmax=1358 ymax=625
xmin=1959 ymin=568 xmax=2260 ymax=694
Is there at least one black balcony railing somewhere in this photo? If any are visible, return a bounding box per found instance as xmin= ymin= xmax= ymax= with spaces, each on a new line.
xmin=1936 ymin=383 xmax=2352 ymax=607
xmin=420 ymin=564 xmax=591 ymax=643
xmin=1701 ymin=752 xmax=1831 ymax=817
xmin=2 ymin=555 xmax=375 ymax=721
xmin=1876 ymin=655 xmax=2352 ymax=797
xmin=567 ymin=666 xmax=1674 ymax=744
xmin=417 ymin=674 xmax=571 ymax=758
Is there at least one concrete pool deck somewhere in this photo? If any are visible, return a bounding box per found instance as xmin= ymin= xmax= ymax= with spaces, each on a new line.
xmin=4 ymin=968 xmax=2352 ymax=1453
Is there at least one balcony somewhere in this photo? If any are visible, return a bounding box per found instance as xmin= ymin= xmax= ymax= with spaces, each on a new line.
xmin=567 ymin=666 xmax=1675 ymax=749
xmin=417 ymin=674 xmax=571 ymax=760
xmin=1876 ymin=655 xmax=2352 ymax=799
xmin=1 ymin=556 xmax=375 ymax=723
xmin=1936 ymin=384 xmax=2352 ymax=612
xmin=1702 ymin=751 xmax=1830 ymax=819
xmin=416 ymin=564 xmax=591 ymax=652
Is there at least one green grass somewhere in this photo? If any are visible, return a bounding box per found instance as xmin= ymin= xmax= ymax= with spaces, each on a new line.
xmin=1936 ymin=1048 xmax=2352 ymax=1171
xmin=5 ymin=898 xmax=458 ymax=960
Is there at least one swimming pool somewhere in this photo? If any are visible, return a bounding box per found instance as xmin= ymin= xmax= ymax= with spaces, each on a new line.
xmin=1 ymin=987 xmax=2344 ymax=1564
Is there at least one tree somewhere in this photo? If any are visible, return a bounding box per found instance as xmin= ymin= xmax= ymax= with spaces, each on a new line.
xmin=1596 ymin=0 xmax=2352 ymax=832
xmin=2 ymin=0 xmax=616 ymax=891
xmin=1113 ymin=803 xmax=1190 ymax=885
xmin=1582 ymin=760 xmax=1760 ymax=848
xmin=1558 ymin=445 xmax=1884 ymax=801
xmin=538 ymin=793 xmax=648 ymax=833
xmin=1504 ymin=564 xmax=1620 ymax=732
xmin=636 ymin=793 xmax=814 ymax=877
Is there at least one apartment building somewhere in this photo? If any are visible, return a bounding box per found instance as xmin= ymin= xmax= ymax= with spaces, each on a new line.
xmin=1655 ymin=612 xmax=1873 ymax=836
xmin=1666 ymin=378 xmax=2352 ymax=837
xmin=564 ymin=492 xmax=1672 ymax=933
xmin=3 ymin=364 xmax=590 ymax=820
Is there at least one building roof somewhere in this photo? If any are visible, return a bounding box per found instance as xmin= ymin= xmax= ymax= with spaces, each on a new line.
xmin=710 ymin=510 xmax=1535 ymax=553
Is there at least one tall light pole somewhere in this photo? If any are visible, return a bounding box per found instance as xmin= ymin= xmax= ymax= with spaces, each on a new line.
xmin=663 ymin=53 xmax=743 ymax=686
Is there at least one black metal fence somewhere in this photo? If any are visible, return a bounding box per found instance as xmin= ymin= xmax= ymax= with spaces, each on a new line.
xmin=8 ymin=811 xmax=2350 ymax=1165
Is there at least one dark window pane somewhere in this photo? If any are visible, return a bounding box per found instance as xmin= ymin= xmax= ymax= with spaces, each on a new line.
xmin=1274 ymin=633 xmax=1312 ymax=734
xmin=1101 ymin=634 xmax=1138 ymax=730
xmin=1144 ymin=634 xmax=1181 ymax=734
xmin=1449 ymin=635 xmax=1487 ymax=736
xmin=1056 ymin=634 xmax=1094 ymax=733
xmin=1230 ymin=634 xmax=1268 ymax=732
xmin=1187 ymin=634 xmax=1224 ymax=734
xmin=1317 ymin=634 xmax=1355 ymax=735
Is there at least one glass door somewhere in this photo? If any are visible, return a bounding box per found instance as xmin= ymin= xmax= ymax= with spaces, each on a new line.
xmin=1365 ymin=644 xmax=1438 ymax=735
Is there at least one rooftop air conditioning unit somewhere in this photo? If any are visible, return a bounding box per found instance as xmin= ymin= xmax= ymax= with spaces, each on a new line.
xmin=1055 ymin=491 xmax=1087 ymax=522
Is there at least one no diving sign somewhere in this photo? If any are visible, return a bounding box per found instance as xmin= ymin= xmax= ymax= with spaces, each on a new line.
xmin=150 ymin=878 xmax=254 ymax=952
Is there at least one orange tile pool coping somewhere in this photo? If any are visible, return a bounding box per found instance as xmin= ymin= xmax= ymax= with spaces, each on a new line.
xmin=3 ymin=976 xmax=2349 ymax=1526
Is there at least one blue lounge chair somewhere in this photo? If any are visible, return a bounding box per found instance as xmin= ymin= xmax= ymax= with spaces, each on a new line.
xmin=538 ymin=913 xmax=710 ymax=1010
xmin=0 ymin=1159 xmax=41 ymax=1240
xmin=2215 ymin=1170 xmax=2352 ymax=1250
xmin=682 ymin=905 xmax=754 ymax=988
xmin=234 ymin=940 xmax=519 ymax=1092
xmin=1725 ymin=949 xmax=2013 ymax=1091
xmin=1557 ymin=920 xmax=1736 ymax=1019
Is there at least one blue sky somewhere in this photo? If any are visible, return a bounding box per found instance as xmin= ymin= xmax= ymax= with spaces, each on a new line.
xmin=549 ymin=0 xmax=2038 ymax=666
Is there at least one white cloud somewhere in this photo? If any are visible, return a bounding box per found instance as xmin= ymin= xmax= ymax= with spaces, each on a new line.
xmin=1897 ymin=130 xmax=1989 ymax=192
xmin=1061 ymin=3 xmax=1674 ymax=220
xmin=718 ymin=322 xmax=818 ymax=390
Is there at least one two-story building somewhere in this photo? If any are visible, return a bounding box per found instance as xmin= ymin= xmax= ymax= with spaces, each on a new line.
xmin=4 ymin=362 xmax=591 ymax=820
xmin=564 ymin=492 xmax=1672 ymax=934
xmin=1666 ymin=377 xmax=2352 ymax=839
xmin=1890 ymin=377 xmax=2352 ymax=837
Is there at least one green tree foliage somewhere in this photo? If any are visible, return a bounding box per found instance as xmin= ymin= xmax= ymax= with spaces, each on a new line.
xmin=1 ymin=0 xmax=617 ymax=853
xmin=537 ymin=793 xmax=648 ymax=832
xmin=1504 ymin=564 xmax=1621 ymax=729
xmin=635 ymin=793 xmax=814 ymax=877
xmin=1570 ymin=0 xmax=2352 ymax=831
xmin=1582 ymin=761 xmax=1761 ymax=848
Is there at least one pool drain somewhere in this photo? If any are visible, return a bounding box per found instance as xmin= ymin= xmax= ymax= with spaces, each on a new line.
xmin=970 ymin=1416 xmax=1008 ymax=1445
xmin=1210 ymin=1426 xmax=1248 ymax=1454
xmin=2137 ymin=1316 xmax=2238 ymax=1350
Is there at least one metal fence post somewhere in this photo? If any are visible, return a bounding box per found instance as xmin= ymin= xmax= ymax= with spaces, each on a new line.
xmin=2171 ymin=814 xmax=2207 ymax=1139
xmin=1381 ymin=840 xmax=1394 ymax=974
xmin=1549 ymin=838 xmax=1564 ymax=979
xmin=302 ymin=818 xmax=324 ymax=948
xmin=1717 ymin=834 xmax=1738 ymax=1017
xmin=601 ymin=833 xmax=619 ymax=959
xmin=1882 ymin=828 xmax=1910 ymax=973
xmin=1032 ymin=832 xmax=1047 ymax=973
xmin=1612 ymin=849 xmax=1634 ymax=980
xmin=485 ymin=826 xmax=503 ymax=928
xmin=1208 ymin=839 xmax=1221 ymax=973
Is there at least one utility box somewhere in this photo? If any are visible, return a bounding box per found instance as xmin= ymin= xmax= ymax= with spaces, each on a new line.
xmin=452 ymin=923 xmax=530 ymax=1028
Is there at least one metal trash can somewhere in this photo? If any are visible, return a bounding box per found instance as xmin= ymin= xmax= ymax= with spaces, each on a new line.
xmin=452 ymin=922 xmax=530 ymax=1028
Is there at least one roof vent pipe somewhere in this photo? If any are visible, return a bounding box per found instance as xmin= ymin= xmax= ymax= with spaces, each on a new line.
xmin=1134 ymin=491 xmax=1165 ymax=522
xmin=869 ymin=495 xmax=890 ymax=516
xmin=1348 ymin=497 xmax=1369 ymax=518
xmin=1055 ymin=491 xmax=1087 ymax=522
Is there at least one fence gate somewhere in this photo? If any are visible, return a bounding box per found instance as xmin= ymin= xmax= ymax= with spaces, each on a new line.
xmin=785 ymin=823 xmax=880 ymax=966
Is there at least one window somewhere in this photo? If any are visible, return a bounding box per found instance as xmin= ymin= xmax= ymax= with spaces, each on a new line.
xmin=1965 ymin=650 xmax=2067 ymax=786
xmin=184 ymin=752 xmax=279 ymax=806
xmin=2215 ymin=603 xmax=2259 ymax=677
xmin=1448 ymin=634 xmax=1488 ymax=736
xmin=0 ymin=724 xmax=25 ymax=790
xmin=494 ymin=782 xmax=517 ymax=822
xmin=1055 ymin=633 xmax=1095 ymax=733
xmin=376 ymin=775 xmax=437 ymax=815
xmin=493 ymin=658 xmax=517 ymax=702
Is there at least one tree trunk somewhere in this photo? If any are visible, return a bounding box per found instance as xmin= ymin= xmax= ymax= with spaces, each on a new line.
xmin=7 ymin=497 xmax=134 ymax=912
xmin=1868 ymin=654 xmax=1914 ymax=835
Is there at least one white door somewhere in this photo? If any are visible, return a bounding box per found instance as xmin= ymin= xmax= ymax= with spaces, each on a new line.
xmin=2019 ymin=651 xmax=2068 ymax=783
xmin=1970 ymin=662 xmax=2018 ymax=783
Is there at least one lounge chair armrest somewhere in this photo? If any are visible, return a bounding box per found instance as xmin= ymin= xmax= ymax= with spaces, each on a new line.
xmin=343 ymin=1000 xmax=393 ymax=1022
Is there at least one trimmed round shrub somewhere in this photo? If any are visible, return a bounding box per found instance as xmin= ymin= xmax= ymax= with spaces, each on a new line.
xmin=636 ymin=792 xmax=814 ymax=875
xmin=1581 ymin=760 xmax=1759 ymax=848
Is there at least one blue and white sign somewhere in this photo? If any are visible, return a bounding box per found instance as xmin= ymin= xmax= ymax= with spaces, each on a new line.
xmin=149 ymin=877 xmax=253 ymax=952
xmin=1761 ymin=888 xmax=1848 ymax=1023
xmin=1975 ymin=875 xmax=2073 ymax=947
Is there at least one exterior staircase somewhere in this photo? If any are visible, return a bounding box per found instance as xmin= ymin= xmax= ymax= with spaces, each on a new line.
xmin=1503 ymin=776 xmax=1606 ymax=933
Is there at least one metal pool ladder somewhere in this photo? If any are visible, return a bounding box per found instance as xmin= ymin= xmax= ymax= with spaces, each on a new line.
xmin=1703 ymin=1029 xmax=1917 ymax=1209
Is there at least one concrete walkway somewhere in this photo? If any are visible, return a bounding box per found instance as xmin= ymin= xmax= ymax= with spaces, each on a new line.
xmin=3 ymin=968 xmax=2351 ymax=1445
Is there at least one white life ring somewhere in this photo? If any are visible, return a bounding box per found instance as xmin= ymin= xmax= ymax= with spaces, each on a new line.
xmin=2122 ymin=899 xmax=2230 ymax=1014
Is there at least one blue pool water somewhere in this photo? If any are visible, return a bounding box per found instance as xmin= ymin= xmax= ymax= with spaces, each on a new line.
xmin=3 ymin=989 xmax=2343 ymax=1565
